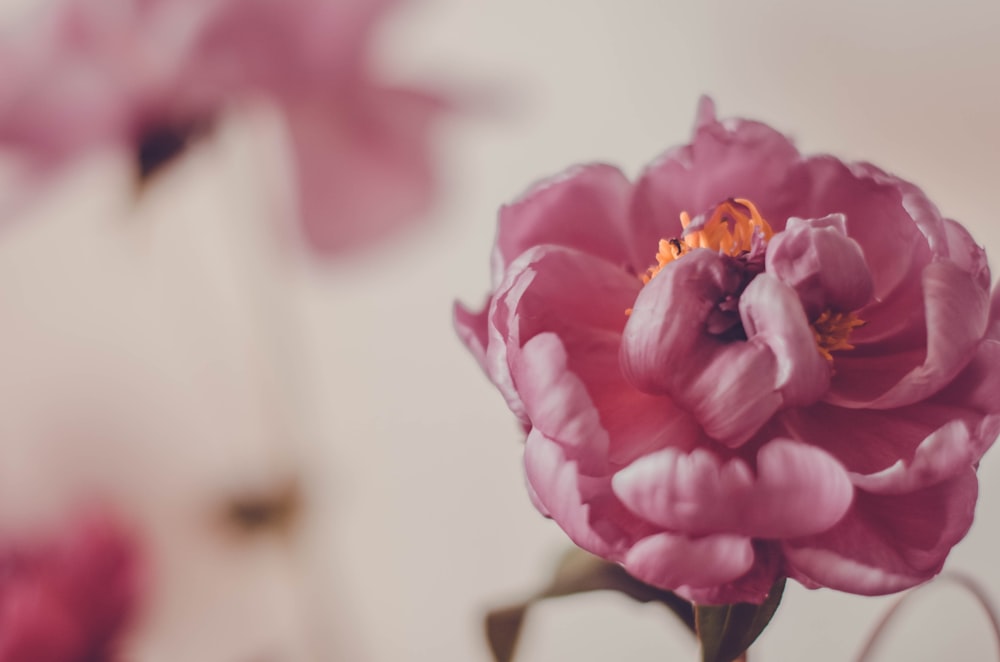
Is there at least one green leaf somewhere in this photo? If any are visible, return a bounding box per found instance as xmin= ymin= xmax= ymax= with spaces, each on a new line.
xmin=695 ymin=578 xmax=786 ymax=662
xmin=484 ymin=548 xmax=696 ymax=662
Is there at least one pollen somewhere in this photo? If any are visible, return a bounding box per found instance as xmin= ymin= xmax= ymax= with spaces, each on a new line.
xmin=812 ymin=310 xmax=865 ymax=362
xmin=641 ymin=198 xmax=774 ymax=284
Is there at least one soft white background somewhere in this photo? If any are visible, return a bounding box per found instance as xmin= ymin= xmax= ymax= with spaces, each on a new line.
xmin=1 ymin=0 xmax=1000 ymax=661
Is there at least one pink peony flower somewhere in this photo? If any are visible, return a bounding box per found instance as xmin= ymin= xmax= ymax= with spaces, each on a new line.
xmin=456 ymin=98 xmax=1000 ymax=605
xmin=0 ymin=513 xmax=141 ymax=662
xmin=0 ymin=0 xmax=442 ymax=254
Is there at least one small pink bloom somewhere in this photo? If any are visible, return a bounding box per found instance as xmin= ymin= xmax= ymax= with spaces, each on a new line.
xmin=456 ymin=98 xmax=1000 ymax=604
xmin=0 ymin=513 xmax=141 ymax=662
xmin=0 ymin=0 xmax=442 ymax=254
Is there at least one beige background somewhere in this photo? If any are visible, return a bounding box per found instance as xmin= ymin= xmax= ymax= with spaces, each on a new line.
xmin=1 ymin=0 xmax=1000 ymax=660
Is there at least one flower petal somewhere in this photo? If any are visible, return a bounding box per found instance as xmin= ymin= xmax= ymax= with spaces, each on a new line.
xmin=827 ymin=259 xmax=990 ymax=408
xmin=627 ymin=97 xmax=802 ymax=269
xmin=612 ymin=440 xmax=852 ymax=538
xmin=739 ymin=273 xmax=831 ymax=407
xmin=492 ymin=163 xmax=633 ymax=283
xmin=784 ymin=471 xmax=977 ymax=595
xmin=453 ymin=299 xmax=490 ymax=371
xmin=512 ymin=331 xmax=701 ymax=474
xmin=289 ymin=88 xmax=440 ymax=255
xmin=778 ymin=157 xmax=935 ymax=302
xmin=764 ymin=214 xmax=873 ymax=318
xmin=623 ymin=531 xmax=755 ymax=591
xmin=621 ymin=250 xmax=780 ymax=445
xmin=483 ymin=245 xmax=641 ymax=427
xmin=848 ymin=420 xmax=985 ymax=495
xmin=524 ymin=430 xmax=650 ymax=560
xmin=678 ymin=542 xmax=783 ymax=605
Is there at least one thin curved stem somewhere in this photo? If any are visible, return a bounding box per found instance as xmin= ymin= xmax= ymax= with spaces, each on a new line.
xmin=855 ymin=571 xmax=1000 ymax=661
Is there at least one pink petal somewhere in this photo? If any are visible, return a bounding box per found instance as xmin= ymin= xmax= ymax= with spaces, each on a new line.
xmin=935 ymin=339 xmax=1000 ymax=417
xmin=622 ymin=255 xmax=828 ymax=445
xmin=784 ymin=403 xmax=972 ymax=476
xmin=622 ymin=531 xmax=755 ymax=591
xmin=290 ymin=88 xmax=441 ymax=255
xmin=453 ymin=299 xmax=490 ymax=372
xmin=523 ymin=430 xmax=651 ymax=560
xmin=678 ymin=541 xmax=783 ymax=605
xmin=739 ymin=273 xmax=831 ymax=406
xmin=778 ymin=157 xmax=935 ymax=303
xmin=764 ymin=214 xmax=873 ymax=318
xmin=827 ymin=259 xmax=990 ymax=408
xmin=512 ymin=331 xmax=701 ymax=474
xmin=627 ymin=97 xmax=801 ymax=270
xmin=0 ymin=513 xmax=140 ymax=662
xmin=784 ymin=471 xmax=977 ymax=595
xmin=484 ymin=245 xmax=642 ymax=426
xmin=621 ymin=250 xmax=778 ymax=445
xmin=848 ymin=420 xmax=985 ymax=495
xmin=515 ymin=333 xmax=613 ymax=473
xmin=492 ymin=163 xmax=633 ymax=284
xmin=612 ymin=440 xmax=852 ymax=538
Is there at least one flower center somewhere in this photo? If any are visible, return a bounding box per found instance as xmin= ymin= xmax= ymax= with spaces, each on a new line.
xmin=812 ymin=310 xmax=864 ymax=362
xmin=634 ymin=198 xmax=865 ymax=361
xmin=642 ymin=198 xmax=774 ymax=283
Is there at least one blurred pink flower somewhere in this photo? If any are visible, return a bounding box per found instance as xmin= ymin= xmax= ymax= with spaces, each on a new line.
xmin=0 ymin=0 xmax=442 ymax=254
xmin=0 ymin=513 xmax=140 ymax=662
xmin=456 ymin=98 xmax=1000 ymax=605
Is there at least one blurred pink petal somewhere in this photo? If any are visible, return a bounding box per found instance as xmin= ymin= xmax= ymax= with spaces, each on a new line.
xmin=0 ymin=0 xmax=444 ymax=255
xmin=457 ymin=98 xmax=1000 ymax=604
xmin=0 ymin=513 xmax=140 ymax=662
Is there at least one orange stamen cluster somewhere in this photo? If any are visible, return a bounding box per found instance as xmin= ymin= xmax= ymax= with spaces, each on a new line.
xmin=812 ymin=310 xmax=865 ymax=362
xmin=642 ymin=198 xmax=774 ymax=284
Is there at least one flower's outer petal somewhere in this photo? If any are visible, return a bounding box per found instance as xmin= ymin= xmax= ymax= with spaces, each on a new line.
xmin=935 ymin=339 xmax=1000 ymax=422
xmin=627 ymin=97 xmax=802 ymax=269
xmin=784 ymin=470 xmax=977 ymax=595
xmin=612 ymin=440 xmax=852 ymax=538
xmin=289 ymin=88 xmax=441 ymax=255
xmin=988 ymin=286 xmax=1000 ymax=341
xmin=622 ymin=531 xmax=755 ymax=591
xmin=787 ymin=339 xmax=1000 ymax=491
xmin=484 ymin=245 xmax=639 ymax=422
xmin=765 ymin=214 xmax=873 ymax=318
xmin=500 ymin=245 xmax=641 ymax=343
xmin=513 ymin=332 xmax=701 ymax=475
xmin=679 ymin=542 xmax=784 ymax=605
xmin=492 ymin=164 xmax=633 ymax=285
xmin=484 ymin=266 xmax=533 ymax=425
xmin=621 ymin=250 xmax=780 ymax=445
xmin=453 ymin=299 xmax=490 ymax=372
xmin=485 ymin=244 xmax=642 ymax=427
xmin=827 ymin=259 xmax=990 ymax=408
xmin=848 ymin=419 xmax=996 ymax=495
xmin=515 ymin=332 xmax=611 ymax=473
xmin=941 ymin=218 xmax=990 ymax=290
xmin=524 ymin=429 xmax=651 ymax=560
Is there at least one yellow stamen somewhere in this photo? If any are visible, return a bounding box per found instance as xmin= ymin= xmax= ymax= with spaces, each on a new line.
xmin=812 ymin=310 xmax=865 ymax=362
xmin=641 ymin=198 xmax=774 ymax=284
